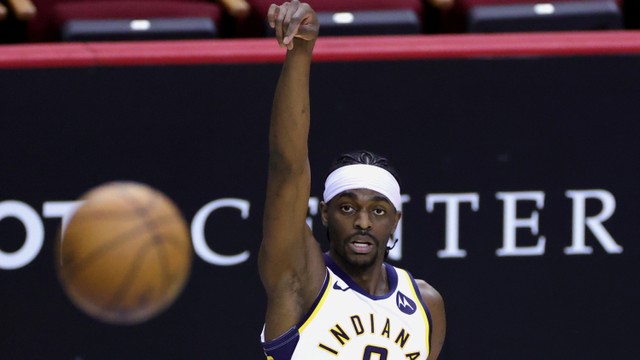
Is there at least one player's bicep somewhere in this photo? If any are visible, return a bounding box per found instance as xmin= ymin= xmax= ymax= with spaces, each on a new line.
xmin=262 ymin=162 xmax=310 ymax=243
xmin=260 ymin=163 xmax=314 ymax=286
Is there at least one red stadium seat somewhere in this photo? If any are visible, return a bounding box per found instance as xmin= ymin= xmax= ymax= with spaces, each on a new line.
xmin=27 ymin=0 xmax=224 ymax=42
xmin=238 ymin=0 xmax=423 ymax=37
xmin=438 ymin=0 xmax=623 ymax=33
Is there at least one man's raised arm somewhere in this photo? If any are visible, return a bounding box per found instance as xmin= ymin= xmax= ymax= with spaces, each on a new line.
xmin=258 ymin=1 xmax=325 ymax=340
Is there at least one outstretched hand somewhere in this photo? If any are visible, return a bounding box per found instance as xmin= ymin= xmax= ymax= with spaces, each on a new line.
xmin=268 ymin=1 xmax=319 ymax=50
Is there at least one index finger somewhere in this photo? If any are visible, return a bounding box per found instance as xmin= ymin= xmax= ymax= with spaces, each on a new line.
xmin=283 ymin=4 xmax=307 ymax=44
xmin=267 ymin=4 xmax=278 ymax=28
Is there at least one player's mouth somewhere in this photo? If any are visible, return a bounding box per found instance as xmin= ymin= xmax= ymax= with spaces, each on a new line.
xmin=349 ymin=235 xmax=374 ymax=254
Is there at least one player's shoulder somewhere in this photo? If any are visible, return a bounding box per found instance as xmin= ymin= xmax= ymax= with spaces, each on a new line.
xmin=414 ymin=278 xmax=444 ymax=309
xmin=390 ymin=264 xmax=444 ymax=308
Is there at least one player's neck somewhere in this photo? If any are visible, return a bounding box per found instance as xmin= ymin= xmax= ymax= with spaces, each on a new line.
xmin=360 ymin=264 xmax=389 ymax=296
xmin=330 ymin=254 xmax=389 ymax=296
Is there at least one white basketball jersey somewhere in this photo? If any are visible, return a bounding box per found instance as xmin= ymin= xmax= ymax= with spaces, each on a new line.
xmin=262 ymin=255 xmax=432 ymax=360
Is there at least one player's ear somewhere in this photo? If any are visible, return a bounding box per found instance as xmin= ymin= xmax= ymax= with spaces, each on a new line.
xmin=391 ymin=210 xmax=402 ymax=234
xmin=320 ymin=201 xmax=329 ymax=226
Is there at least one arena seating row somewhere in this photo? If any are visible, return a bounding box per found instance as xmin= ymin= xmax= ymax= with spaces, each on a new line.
xmin=0 ymin=0 xmax=636 ymax=43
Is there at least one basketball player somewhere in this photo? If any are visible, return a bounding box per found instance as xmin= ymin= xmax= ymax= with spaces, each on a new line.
xmin=259 ymin=2 xmax=446 ymax=359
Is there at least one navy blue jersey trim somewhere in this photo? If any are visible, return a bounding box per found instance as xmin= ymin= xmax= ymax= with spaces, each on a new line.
xmin=323 ymin=253 xmax=398 ymax=300
xmin=262 ymin=326 xmax=299 ymax=352
xmin=296 ymin=269 xmax=330 ymax=329
xmin=261 ymin=269 xmax=330 ymax=359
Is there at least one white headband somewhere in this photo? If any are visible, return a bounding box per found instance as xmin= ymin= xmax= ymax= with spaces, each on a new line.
xmin=323 ymin=164 xmax=401 ymax=211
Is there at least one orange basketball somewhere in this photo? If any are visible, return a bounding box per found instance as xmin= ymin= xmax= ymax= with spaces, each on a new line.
xmin=57 ymin=181 xmax=192 ymax=325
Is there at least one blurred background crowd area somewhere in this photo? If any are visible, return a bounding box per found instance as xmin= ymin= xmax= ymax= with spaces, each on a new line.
xmin=0 ymin=0 xmax=637 ymax=44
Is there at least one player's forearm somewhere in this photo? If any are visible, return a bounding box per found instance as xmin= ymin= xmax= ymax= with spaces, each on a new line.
xmin=268 ymin=40 xmax=315 ymax=172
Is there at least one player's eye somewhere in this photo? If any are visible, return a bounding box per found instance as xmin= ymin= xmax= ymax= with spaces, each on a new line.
xmin=372 ymin=208 xmax=386 ymax=216
xmin=340 ymin=204 xmax=355 ymax=213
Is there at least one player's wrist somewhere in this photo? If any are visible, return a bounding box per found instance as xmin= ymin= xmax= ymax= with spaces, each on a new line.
xmin=288 ymin=38 xmax=316 ymax=55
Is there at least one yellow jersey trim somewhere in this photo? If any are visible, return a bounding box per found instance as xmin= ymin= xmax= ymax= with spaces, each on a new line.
xmin=402 ymin=270 xmax=431 ymax=357
xmin=298 ymin=271 xmax=333 ymax=333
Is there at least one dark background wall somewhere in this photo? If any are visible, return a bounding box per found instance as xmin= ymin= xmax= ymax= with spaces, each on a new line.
xmin=1 ymin=35 xmax=638 ymax=359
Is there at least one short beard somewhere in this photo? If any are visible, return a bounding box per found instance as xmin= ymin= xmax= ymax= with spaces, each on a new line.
xmin=330 ymin=230 xmax=383 ymax=272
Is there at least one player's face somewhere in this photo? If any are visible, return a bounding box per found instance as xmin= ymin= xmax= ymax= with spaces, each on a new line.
xmin=322 ymin=189 xmax=401 ymax=270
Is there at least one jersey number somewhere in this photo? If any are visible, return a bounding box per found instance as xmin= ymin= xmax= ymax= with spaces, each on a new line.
xmin=363 ymin=345 xmax=388 ymax=360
